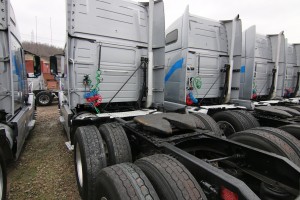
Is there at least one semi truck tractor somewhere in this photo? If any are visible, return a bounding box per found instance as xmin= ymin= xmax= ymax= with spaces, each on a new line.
xmin=163 ymin=8 xmax=263 ymax=136
xmin=26 ymin=56 xmax=59 ymax=106
xmin=52 ymin=0 xmax=300 ymax=199
xmin=163 ymin=9 xmax=300 ymax=138
xmin=238 ymin=26 xmax=300 ymax=137
xmin=284 ymin=43 xmax=300 ymax=99
xmin=240 ymin=26 xmax=286 ymax=101
xmin=0 ymin=0 xmax=40 ymax=199
xmin=164 ymin=7 xmax=242 ymax=107
xmin=240 ymin=29 xmax=299 ymax=102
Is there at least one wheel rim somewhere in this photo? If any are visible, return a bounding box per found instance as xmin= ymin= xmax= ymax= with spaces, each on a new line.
xmin=39 ymin=95 xmax=50 ymax=105
xmin=76 ymin=143 xmax=83 ymax=187
xmin=0 ymin=162 xmax=3 ymax=199
xmin=217 ymin=121 xmax=236 ymax=137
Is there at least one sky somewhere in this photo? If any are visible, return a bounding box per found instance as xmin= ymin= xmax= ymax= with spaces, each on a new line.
xmin=10 ymin=0 xmax=300 ymax=48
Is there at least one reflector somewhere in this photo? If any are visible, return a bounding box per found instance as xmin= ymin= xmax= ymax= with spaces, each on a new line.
xmin=221 ymin=186 xmax=238 ymax=200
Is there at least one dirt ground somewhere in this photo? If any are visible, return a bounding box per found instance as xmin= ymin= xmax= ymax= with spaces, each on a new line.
xmin=7 ymin=104 xmax=81 ymax=200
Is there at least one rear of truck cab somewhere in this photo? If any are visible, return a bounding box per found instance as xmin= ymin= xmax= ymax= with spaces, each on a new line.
xmin=165 ymin=8 xmax=242 ymax=107
xmin=240 ymin=26 xmax=287 ymax=101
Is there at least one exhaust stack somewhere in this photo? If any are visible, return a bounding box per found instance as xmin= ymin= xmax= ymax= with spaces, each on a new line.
xmin=146 ymin=0 xmax=154 ymax=108
xmin=268 ymin=31 xmax=284 ymax=100
xmin=223 ymin=15 xmax=239 ymax=103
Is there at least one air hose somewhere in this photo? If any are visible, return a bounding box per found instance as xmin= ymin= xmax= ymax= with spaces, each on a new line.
xmin=192 ymin=76 xmax=202 ymax=92
xmin=83 ymin=69 xmax=102 ymax=114
xmin=186 ymin=76 xmax=202 ymax=105
xmin=189 ymin=92 xmax=198 ymax=104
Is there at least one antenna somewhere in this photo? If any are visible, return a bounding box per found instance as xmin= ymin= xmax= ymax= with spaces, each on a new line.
xmin=50 ymin=17 xmax=53 ymax=46
xmin=35 ymin=16 xmax=38 ymax=54
xmin=31 ymin=30 xmax=34 ymax=42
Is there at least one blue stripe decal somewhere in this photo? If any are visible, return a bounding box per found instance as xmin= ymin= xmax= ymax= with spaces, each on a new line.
xmin=165 ymin=58 xmax=184 ymax=83
xmin=240 ymin=65 xmax=245 ymax=73
xmin=13 ymin=55 xmax=24 ymax=90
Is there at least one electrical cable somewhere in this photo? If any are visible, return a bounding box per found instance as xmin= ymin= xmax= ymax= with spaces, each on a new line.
xmin=257 ymin=79 xmax=269 ymax=99
xmin=103 ymin=61 xmax=145 ymax=111
xmin=82 ymin=44 xmax=103 ymax=114
xmin=137 ymin=61 xmax=147 ymax=109
xmin=187 ymin=76 xmax=202 ymax=105
xmin=199 ymin=73 xmax=222 ymax=105
xmin=83 ymin=70 xmax=102 ymax=114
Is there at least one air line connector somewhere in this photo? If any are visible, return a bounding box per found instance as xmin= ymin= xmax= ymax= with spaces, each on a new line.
xmin=220 ymin=64 xmax=231 ymax=72
xmin=141 ymin=57 xmax=149 ymax=63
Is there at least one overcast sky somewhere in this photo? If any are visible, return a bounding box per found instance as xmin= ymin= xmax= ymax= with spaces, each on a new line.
xmin=11 ymin=0 xmax=300 ymax=48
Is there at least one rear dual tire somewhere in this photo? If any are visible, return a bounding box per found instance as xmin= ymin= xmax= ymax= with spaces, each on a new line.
xmin=97 ymin=154 xmax=207 ymax=200
xmin=96 ymin=163 xmax=159 ymax=200
xmin=228 ymin=127 xmax=300 ymax=166
xmin=74 ymin=124 xmax=206 ymax=200
xmin=191 ymin=113 xmax=223 ymax=137
xmin=213 ymin=110 xmax=259 ymax=137
xmin=279 ymin=124 xmax=300 ymax=140
xmin=135 ymin=154 xmax=207 ymax=200
xmin=98 ymin=123 xmax=132 ymax=165
xmin=74 ymin=126 xmax=107 ymax=200
xmin=74 ymin=123 xmax=132 ymax=200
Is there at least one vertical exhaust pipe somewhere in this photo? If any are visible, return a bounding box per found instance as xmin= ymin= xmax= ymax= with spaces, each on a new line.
xmin=223 ymin=15 xmax=239 ymax=103
xmin=269 ymin=31 xmax=284 ymax=100
xmin=146 ymin=0 xmax=154 ymax=108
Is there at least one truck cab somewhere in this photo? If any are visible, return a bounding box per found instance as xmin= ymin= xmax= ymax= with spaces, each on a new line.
xmin=0 ymin=0 xmax=40 ymax=198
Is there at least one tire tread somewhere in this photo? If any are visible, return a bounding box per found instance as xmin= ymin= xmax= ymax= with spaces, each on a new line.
xmin=191 ymin=113 xmax=223 ymax=137
xmin=229 ymin=129 xmax=300 ymax=166
xmin=98 ymin=163 xmax=159 ymax=200
xmin=99 ymin=123 xmax=132 ymax=165
xmin=74 ymin=125 xmax=107 ymax=200
xmin=136 ymin=154 xmax=206 ymax=200
xmin=233 ymin=110 xmax=260 ymax=128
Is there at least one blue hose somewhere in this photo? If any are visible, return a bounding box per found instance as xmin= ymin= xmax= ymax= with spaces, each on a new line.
xmin=189 ymin=92 xmax=198 ymax=104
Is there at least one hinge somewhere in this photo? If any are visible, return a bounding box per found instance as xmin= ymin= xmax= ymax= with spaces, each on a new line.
xmin=0 ymin=57 xmax=9 ymax=62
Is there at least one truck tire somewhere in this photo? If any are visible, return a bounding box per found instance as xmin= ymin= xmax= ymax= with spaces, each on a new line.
xmin=98 ymin=123 xmax=132 ymax=166
xmin=228 ymin=129 xmax=300 ymax=166
xmin=232 ymin=110 xmax=260 ymax=128
xmin=0 ymin=149 xmax=6 ymax=200
xmin=135 ymin=154 xmax=207 ymax=200
xmin=191 ymin=113 xmax=223 ymax=137
xmin=74 ymin=125 xmax=107 ymax=200
xmin=36 ymin=91 xmax=53 ymax=106
xmin=212 ymin=111 xmax=251 ymax=137
xmin=278 ymin=124 xmax=300 ymax=140
xmin=96 ymin=163 xmax=159 ymax=200
xmin=252 ymin=127 xmax=300 ymax=157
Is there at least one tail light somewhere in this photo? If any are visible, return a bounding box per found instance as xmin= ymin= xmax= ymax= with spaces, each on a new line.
xmin=221 ymin=186 xmax=238 ymax=200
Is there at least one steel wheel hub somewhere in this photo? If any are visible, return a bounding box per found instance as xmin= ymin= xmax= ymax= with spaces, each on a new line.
xmin=217 ymin=121 xmax=236 ymax=137
xmin=39 ymin=95 xmax=50 ymax=105
xmin=76 ymin=143 xmax=83 ymax=187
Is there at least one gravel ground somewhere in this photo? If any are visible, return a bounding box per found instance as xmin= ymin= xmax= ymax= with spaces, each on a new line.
xmin=7 ymin=104 xmax=81 ymax=200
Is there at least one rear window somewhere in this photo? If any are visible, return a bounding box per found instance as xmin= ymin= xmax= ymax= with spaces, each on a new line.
xmin=166 ymin=29 xmax=178 ymax=45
